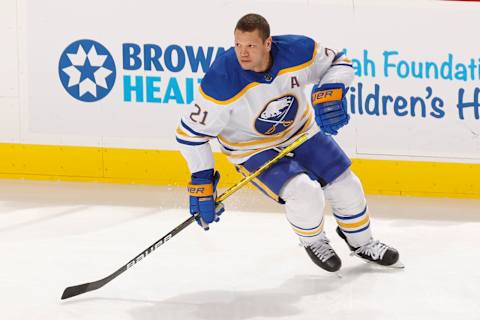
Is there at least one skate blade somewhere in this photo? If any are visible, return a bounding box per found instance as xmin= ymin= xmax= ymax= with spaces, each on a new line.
xmin=365 ymin=259 xmax=405 ymax=269
xmin=354 ymin=254 xmax=405 ymax=269
xmin=388 ymin=260 xmax=405 ymax=269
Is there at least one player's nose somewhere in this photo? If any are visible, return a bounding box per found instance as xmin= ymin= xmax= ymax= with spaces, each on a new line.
xmin=239 ymin=47 xmax=248 ymax=56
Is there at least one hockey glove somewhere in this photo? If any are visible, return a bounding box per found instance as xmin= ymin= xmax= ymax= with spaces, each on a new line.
xmin=188 ymin=169 xmax=225 ymax=231
xmin=311 ymin=83 xmax=350 ymax=135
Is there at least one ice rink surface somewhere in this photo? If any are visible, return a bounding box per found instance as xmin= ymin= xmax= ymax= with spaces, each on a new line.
xmin=1 ymin=179 xmax=479 ymax=320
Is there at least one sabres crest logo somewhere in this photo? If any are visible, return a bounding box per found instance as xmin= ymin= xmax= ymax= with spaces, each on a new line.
xmin=255 ymin=95 xmax=298 ymax=135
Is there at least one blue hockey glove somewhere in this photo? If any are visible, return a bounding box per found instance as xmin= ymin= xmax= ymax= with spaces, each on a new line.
xmin=311 ymin=83 xmax=350 ymax=135
xmin=188 ymin=169 xmax=225 ymax=231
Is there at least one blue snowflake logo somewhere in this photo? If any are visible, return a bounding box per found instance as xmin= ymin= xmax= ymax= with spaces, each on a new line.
xmin=58 ymin=39 xmax=116 ymax=102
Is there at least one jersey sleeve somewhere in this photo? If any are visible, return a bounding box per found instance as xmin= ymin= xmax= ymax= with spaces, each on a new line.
xmin=176 ymin=73 xmax=232 ymax=174
xmin=307 ymin=43 xmax=355 ymax=88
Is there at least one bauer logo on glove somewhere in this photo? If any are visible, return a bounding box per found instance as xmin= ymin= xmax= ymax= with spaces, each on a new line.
xmin=187 ymin=184 xmax=213 ymax=196
xmin=311 ymin=88 xmax=343 ymax=105
xmin=188 ymin=169 xmax=225 ymax=230
xmin=311 ymin=83 xmax=350 ymax=136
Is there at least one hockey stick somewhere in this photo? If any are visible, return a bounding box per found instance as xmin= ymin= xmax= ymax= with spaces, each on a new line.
xmin=61 ymin=132 xmax=311 ymax=300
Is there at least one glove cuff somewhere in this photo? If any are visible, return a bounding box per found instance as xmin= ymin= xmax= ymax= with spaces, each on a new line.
xmin=188 ymin=182 xmax=214 ymax=197
xmin=311 ymin=83 xmax=345 ymax=105
xmin=191 ymin=168 xmax=214 ymax=180
xmin=189 ymin=168 xmax=215 ymax=197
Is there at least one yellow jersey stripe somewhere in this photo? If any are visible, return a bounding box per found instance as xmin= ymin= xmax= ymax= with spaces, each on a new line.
xmin=333 ymin=57 xmax=352 ymax=64
xmin=222 ymin=111 xmax=314 ymax=159
xmin=223 ymin=148 xmax=260 ymax=159
xmin=336 ymin=215 xmax=370 ymax=229
xmin=218 ymin=107 xmax=312 ymax=148
xmin=293 ymin=227 xmax=322 ymax=237
xmin=199 ymin=82 xmax=260 ymax=105
xmin=198 ymin=43 xmax=317 ymax=105
xmin=175 ymin=126 xmax=209 ymax=140
xmin=291 ymin=221 xmax=324 ymax=236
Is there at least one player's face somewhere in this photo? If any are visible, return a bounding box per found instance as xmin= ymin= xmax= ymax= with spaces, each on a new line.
xmin=234 ymin=29 xmax=272 ymax=72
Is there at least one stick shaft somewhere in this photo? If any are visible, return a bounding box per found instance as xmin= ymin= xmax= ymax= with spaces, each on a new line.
xmin=61 ymin=132 xmax=312 ymax=300
xmin=217 ymin=133 xmax=308 ymax=202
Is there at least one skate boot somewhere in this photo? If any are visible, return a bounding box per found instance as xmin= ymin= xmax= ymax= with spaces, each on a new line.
xmin=300 ymin=232 xmax=342 ymax=272
xmin=336 ymin=227 xmax=403 ymax=268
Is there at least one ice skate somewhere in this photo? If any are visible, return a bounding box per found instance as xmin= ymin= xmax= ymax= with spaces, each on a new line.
xmin=300 ymin=232 xmax=342 ymax=272
xmin=336 ymin=227 xmax=404 ymax=268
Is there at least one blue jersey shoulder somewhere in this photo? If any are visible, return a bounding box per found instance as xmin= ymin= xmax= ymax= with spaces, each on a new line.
xmin=200 ymin=48 xmax=249 ymax=103
xmin=199 ymin=35 xmax=316 ymax=103
xmin=271 ymin=35 xmax=316 ymax=71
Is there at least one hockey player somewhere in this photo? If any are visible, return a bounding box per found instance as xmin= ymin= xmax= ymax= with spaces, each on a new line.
xmin=176 ymin=13 xmax=402 ymax=272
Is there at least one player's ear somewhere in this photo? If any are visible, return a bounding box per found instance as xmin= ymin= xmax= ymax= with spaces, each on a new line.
xmin=265 ymin=36 xmax=272 ymax=50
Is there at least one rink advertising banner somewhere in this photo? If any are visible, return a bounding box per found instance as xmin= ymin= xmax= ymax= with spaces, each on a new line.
xmin=24 ymin=0 xmax=479 ymax=160
xmin=4 ymin=0 xmax=478 ymax=196
xmin=26 ymin=1 xmax=232 ymax=149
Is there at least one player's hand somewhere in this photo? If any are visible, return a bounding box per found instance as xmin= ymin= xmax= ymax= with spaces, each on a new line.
xmin=188 ymin=169 xmax=225 ymax=231
xmin=311 ymin=83 xmax=349 ymax=135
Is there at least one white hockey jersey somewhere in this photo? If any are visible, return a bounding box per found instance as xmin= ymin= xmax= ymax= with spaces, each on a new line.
xmin=176 ymin=35 xmax=354 ymax=174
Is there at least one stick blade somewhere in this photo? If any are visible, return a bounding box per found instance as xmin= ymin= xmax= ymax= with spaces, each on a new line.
xmin=61 ymin=283 xmax=91 ymax=300
xmin=61 ymin=278 xmax=106 ymax=300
